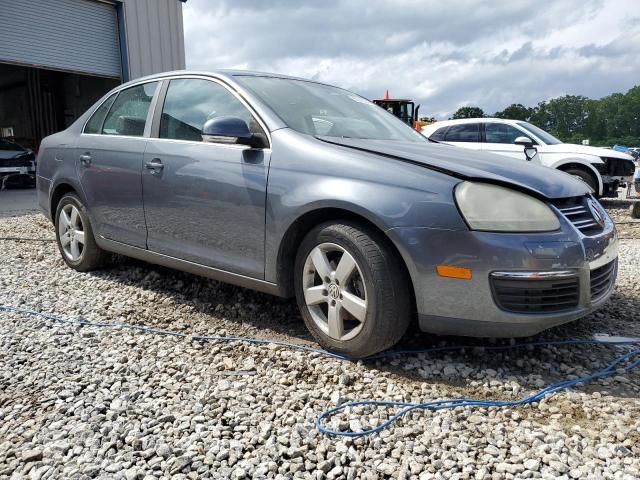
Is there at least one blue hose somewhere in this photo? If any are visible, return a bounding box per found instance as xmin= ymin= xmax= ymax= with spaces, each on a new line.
xmin=1 ymin=304 xmax=639 ymax=437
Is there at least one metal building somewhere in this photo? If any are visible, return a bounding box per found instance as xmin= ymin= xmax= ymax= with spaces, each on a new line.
xmin=0 ymin=0 xmax=186 ymax=150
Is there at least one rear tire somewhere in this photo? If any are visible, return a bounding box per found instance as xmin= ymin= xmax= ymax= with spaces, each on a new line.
xmin=294 ymin=221 xmax=411 ymax=358
xmin=55 ymin=193 xmax=110 ymax=271
xmin=563 ymin=167 xmax=598 ymax=194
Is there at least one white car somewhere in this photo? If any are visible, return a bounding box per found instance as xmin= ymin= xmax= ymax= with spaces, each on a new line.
xmin=421 ymin=118 xmax=635 ymax=197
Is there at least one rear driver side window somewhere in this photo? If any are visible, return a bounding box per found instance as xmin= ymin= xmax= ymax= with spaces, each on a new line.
xmin=101 ymin=82 xmax=158 ymax=137
xmin=429 ymin=127 xmax=447 ymax=141
xmin=444 ymin=123 xmax=480 ymax=142
xmin=159 ymin=79 xmax=259 ymax=142
xmin=84 ymin=93 xmax=117 ymax=134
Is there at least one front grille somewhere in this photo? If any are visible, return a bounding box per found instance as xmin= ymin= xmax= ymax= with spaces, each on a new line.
xmin=491 ymin=276 xmax=580 ymax=314
xmin=590 ymin=260 xmax=617 ymax=301
xmin=601 ymin=157 xmax=635 ymax=177
xmin=552 ymin=197 xmax=603 ymax=236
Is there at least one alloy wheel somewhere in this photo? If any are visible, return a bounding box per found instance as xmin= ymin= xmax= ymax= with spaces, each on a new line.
xmin=58 ymin=204 xmax=86 ymax=261
xmin=302 ymin=242 xmax=368 ymax=341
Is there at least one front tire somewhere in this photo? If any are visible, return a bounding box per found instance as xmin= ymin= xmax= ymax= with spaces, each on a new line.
xmin=563 ymin=167 xmax=598 ymax=194
xmin=55 ymin=193 xmax=110 ymax=271
xmin=294 ymin=222 xmax=411 ymax=358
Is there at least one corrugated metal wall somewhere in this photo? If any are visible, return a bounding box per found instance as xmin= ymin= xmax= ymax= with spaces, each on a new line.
xmin=120 ymin=0 xmax=186 ymax=80
xmin=0 ymin=0 xmax=122 ymax=78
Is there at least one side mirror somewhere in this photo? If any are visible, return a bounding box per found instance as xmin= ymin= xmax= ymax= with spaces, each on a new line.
xmin=202 ymin=117 xmax=265 ymax=148
xmin=514 ymin=136 xmax=534 ymax=148
xmin=514 ymin=136 xmax=537 ymax=161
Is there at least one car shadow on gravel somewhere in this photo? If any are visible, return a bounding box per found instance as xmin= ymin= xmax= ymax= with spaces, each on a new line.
xmin=86 ymin=257 xmax=640 ymax=400
xmin=88 ymin=256 xmax=312 ymax=340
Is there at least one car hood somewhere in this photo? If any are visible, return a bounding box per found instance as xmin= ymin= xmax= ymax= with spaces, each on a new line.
xmin=539 ymin=143 xmax=635 ymax=160
xmin=317 ymin=137 xmax=591 ymax=199
xmin=0 ymin=150 xmax=23 ymax=160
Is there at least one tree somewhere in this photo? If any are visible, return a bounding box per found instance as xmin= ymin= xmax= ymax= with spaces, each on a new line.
xmin=451 ymin=106 xmax=485 ymax=119
xmin=494 ymin=103 xmax=531 ymax=121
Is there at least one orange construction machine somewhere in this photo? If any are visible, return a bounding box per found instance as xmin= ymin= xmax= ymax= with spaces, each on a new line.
xmin=372 ymin=90 xmax=433 ymax=131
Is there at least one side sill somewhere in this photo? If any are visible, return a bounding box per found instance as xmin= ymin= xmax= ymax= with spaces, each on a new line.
xmin=96 ymin=236 xmax=285 ymax=297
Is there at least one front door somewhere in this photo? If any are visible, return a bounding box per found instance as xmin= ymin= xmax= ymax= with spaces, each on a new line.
xmin=481 ymin=122 xmax=539 ymax=162
xmin=76 ymin=81 xmax=159 ymax=247
xmin=142 ymin=78 xmax=270 ymax=278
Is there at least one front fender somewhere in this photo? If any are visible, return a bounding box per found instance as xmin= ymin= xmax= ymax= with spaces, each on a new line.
xmin=548 ymin=156 xmax=603 ymax=196
xmin=263 ymin=131 xmax=467 ymax=283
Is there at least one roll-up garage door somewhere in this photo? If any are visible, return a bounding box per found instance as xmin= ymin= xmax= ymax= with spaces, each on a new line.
xmin=0 ymin=0 xmax=121 ymax=78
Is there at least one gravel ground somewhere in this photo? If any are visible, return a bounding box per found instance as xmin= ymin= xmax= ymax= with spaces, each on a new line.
xmin=1 ymin=212 xmax=639 ymax=480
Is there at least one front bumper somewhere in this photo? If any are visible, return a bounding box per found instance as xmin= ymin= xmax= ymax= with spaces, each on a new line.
xmin=387 ymin=209 xmax=618 ymax=337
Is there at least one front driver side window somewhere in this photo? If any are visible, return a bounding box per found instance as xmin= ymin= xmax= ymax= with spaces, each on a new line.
xmin=484 ymin=123 xmax=524 ymax=144
xmin=102 ymin=82 xmax=158 ymax=137
xmin=159 ymin=79 xmax=263 ymax=142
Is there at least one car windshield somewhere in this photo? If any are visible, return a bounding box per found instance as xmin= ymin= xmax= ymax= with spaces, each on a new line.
xmin=235 ymin=76 xmax=426 ymax=142
xmin=0 ymin=139 xmax=23 ymax=151
xmin=516 ymin=121 xmax=562 ymax=145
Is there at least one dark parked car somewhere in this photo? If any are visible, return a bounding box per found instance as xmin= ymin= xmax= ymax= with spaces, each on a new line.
xmin=0 ymin=139 xmax=36 ymax=188
xmin=36 ymin=71 xmax=618 ymax=357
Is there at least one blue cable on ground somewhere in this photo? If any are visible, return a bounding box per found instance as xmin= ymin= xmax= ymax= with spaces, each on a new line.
xmin=1 ymin=304 xmax=639 ymax=437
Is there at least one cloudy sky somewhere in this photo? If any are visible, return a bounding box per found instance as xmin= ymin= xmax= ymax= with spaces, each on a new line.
xmin=183 ymin=0 xmax=640 ymax=119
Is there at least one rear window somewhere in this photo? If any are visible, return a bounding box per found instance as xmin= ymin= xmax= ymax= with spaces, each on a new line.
xmin=429 ymin=127 xmax=447 ymax=141
xmin=444 ymin=123 xmax=480 ymax=142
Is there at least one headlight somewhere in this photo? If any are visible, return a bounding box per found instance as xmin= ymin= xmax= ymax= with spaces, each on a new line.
xmin=454 ymin=182 xmax=560 ymax=232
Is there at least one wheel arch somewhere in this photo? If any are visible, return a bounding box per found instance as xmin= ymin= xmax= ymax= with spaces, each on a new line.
xmin=275 ymin=207 xmax=417 ymax=313
xmin=50 ymin=182 xmax=78 ymax=224
xmin=553 ymin=160 xmax=603 ymax=196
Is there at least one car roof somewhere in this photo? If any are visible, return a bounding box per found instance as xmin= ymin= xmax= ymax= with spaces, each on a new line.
xmin=427 ymin=118 xmax=523 ymax=127
xmin=420 ymin=117 xmax=528 ymax=135
xmin=118 ymin=69 xmax=336 ymax=89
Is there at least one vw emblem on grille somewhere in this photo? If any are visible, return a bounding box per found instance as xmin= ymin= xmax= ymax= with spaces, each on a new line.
xmin=328 ymin=283 xmax=340 ymax=299
xmin=587 ymin=199 xmax=606 ymax=227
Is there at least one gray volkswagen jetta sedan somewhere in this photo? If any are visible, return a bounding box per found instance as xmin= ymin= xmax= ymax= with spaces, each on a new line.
xmin=36 ymin=71 xmax=618 ymax=358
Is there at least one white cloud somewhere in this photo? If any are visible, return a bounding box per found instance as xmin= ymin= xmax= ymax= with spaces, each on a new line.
xmin=183 ymin=0 xmax=640 ymax=119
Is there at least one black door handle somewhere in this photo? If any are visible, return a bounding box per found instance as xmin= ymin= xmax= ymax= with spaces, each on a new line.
xmin=145 ymin=158 xmax=164 ymax=174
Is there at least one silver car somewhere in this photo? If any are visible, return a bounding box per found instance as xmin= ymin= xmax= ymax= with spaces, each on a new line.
xmin=36 ymin=71 xmax=618 ymax=358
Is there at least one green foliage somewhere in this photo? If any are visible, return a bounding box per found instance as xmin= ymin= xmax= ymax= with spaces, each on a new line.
xmin=451 ymin=106 xmax=485 ymax=119
xmin=494 ymin=103 xmax=532 ymax=121
xmin=487 ymin=85 xmax=640 ymax=147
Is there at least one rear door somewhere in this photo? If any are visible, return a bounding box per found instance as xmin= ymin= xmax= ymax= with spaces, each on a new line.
xmin=142 ymin=77 xmax=270 ymax=278
xmin=76 ymin=81 xmax=160 ymax=247
xmin=441 ymin=123 xmax=482 ymax=150
xmin=481 ymin=122 xmax=532 ymax=161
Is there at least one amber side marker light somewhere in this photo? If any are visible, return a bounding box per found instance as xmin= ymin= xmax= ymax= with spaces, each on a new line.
xmin=436 ymin=265 xmax=473 ymax=280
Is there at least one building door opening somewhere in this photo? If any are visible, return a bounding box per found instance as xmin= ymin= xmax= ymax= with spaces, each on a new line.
xmin=0 ymin=63 xmax=119 ymax=152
